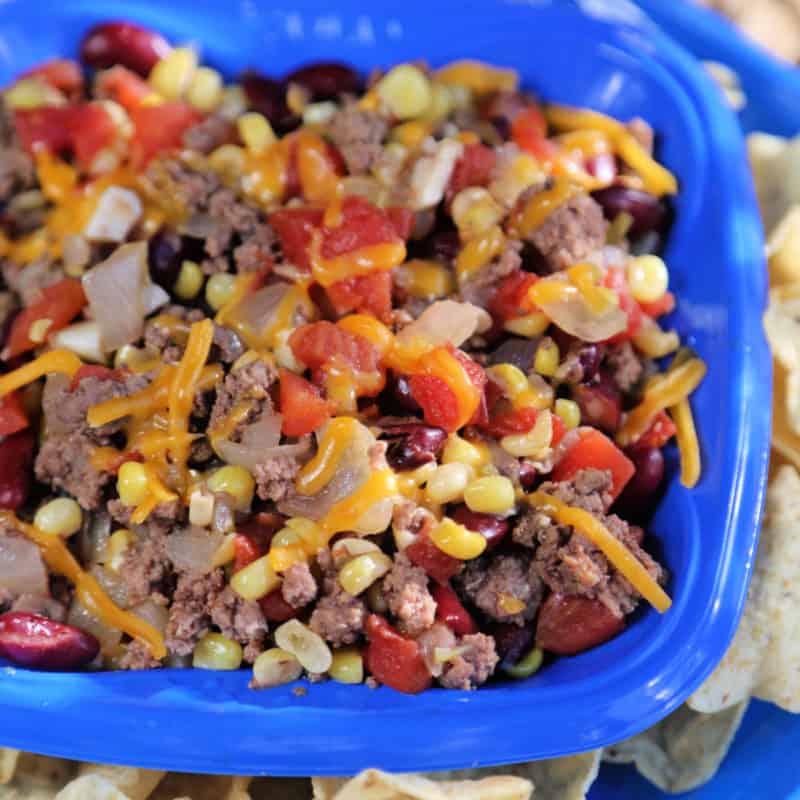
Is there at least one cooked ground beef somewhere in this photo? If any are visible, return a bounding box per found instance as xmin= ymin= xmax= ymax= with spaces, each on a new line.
xmin=119 ymin=639 xmax=163 ymax=670
xmin=327 ymin=107 xmax=389 ymax=175
xmin=391 ymin=500 xmax=436 ymax=541
xmin=212 ymin=324 xmax=245 ymax=363
xmin=119 ymin=524 xmax=172 ymax=607
xmin=108 ymin=498 xmax=185 ymax=529
xmin=606 ymin=341 xmax=644 ymax=393
xmin=208 ymin=586 xmax=268 ymax=663
xmin=439 ymin=632 xmax=499 ymax=690
xmin=382 ymin=552 xmax=436 ymax=637
xmin=0 ymin=146 xmax=34 ymax=204
xmin=281 ymin=561 xmax=317 ymax=608
xmin=181 ymin=114 xmax=237 ymax=154
xmin=309 ymin=550 xmax=368 ymax=646
xmin=457 ymin=238 xmax=522 ymax=306
xmin=208 ymin=357 xmax=278 ymax=437
xmin=1 ymin=256 xmax=63 ymax=305
xmin=458 ymin=552 xmax=543 ymax=626
xmin=165 ymin=568 xmax=225 ymax=656
xmin=254 ymin=453 xmax=304 ymax=503
xmin=144 ymin=156 xmax=221 ymax=213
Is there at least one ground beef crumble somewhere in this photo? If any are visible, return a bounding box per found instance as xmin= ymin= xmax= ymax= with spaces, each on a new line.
xmin=165 ymin=568 xmax=225 ymax=657
xmin=208 ymin=586 xmax=268 ymax=664
xmin=382 ymin=552 xmax=436 ymax=637
xmin=281 ymin=561 xmax=317 ymax=608
xmin=327 ymin=106 xmax=389 ymax=175
xmin=309 ymin=549 xmax=368 ymax=646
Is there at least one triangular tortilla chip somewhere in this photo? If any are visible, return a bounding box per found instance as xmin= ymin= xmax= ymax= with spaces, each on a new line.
xmin=77 ymin=765 xmax=164 ymax=800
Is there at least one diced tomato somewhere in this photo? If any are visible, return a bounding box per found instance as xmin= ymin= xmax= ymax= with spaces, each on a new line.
xmin=270 ymin=207 xmax=323 ymax=271
xmin=446 ymin=143 xmax=496 ymax=204
xmin=326 ymin=271 xmax=393 ymax=322
xmin=450 ymin=346 xmax=487 ymax=393
xmin=259 ymin=589 xmax=301 ymax=622
xmin=512 ymin=106 xmax=558 ymax=162
xmin=486 ymin=406 xmax=539 ymax=437
xmin=0 ymin=392 xmax=28 ymax=436
xmin=550 ymin=413 xmax=566 ymax=447
xmin=22 ymin=59 xmax=83 ymax=95
xmin=386 ymin=207 xmax=415 ymax=241
xmin=405 ymin=531 xmax=462 ymax=584
xmin=551 ymin=428 xmax=635 ymax=501
xmin=432 ymin=584 xmax=478 ymax=636
xmin=279 ymin=368 xmax=333 ymax=437
xmin=321 ymin=196 xmax=402 ymax=259
xmin=4 ymin=278 xmax=87 ymax=359
xmin=289 ymin=321 xmax=381 ymax=374
xmin=536 ymin=593 xmax=625 ymax=655
xmin=69 ymin=103 xmax=117 ymax=170
xmin=95 ymin=65 xmax=152 ymax=111
xmin=129 ymin=102 xmax=204 ymax=167
xmin=409 ymin=373 xmax=460 ymax=432
xmin=364 ymin=614 xmax=432 ymax=694
xmin=235 ymin=512 xmax=285 ymax=570
xmin=69 ymin=364 xmax=126 ymax=390
xmin=14 ymin=107 xmax=73 ymax=157
xmin=640 ymin=291 xmax=675 ymax=318
xmin=489 ymin=269 xmax=538 ymax=321
xmin=635 ymin=410 xmax=676 ymax=449
xmin=602 ymin=267 xmax=643 ymax=344
xmin=233 ymin=533 xmax=264 ymax=573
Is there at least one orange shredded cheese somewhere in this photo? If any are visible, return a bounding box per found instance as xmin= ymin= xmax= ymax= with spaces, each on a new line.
xmin=0 ymin=349 xmax=83 ymax=397
xmin=509 ymin=177 xmax=580 ymax=238
xmin=296 ymin=417 xmax=357 ymax=496
xmin=529 ymin=492 xmax=672 ymax=613
xmin=308 ymin=230 xmax=406 ymax=287
xmin=296 ymin=129 xmax=341 ymax=206
xmin=318 ymin=469 xmax=398 ymax=537
xmin=670 ymin=398 xmax=701 ymax=488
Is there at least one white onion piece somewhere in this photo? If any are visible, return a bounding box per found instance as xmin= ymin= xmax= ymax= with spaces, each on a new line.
xmin=396 ymin=299 xmax=491 ymax=348
xmin=352 ymin=497 xmax=395 ymax=535
xmin=50 ymin=320 xmax=105 ymax=363
xmin=232 ymin=281 xmax=290 ymax=341
xmin=67 ymin=599 xmax=121 ymax=653
xmin=213 ymin=411 xmax=283 ymax=469
xmin=408 ymin=138 xmax=463 ymax=210
xmin=142 ymin=281 xmax=170 ymax=315
xmin=131 ymin=599 xmax=169 ymax=634
xmin=84 ymin=186 xmax=142 ymax=243
xmin=41 ymin=373 xmax=71 ymax=436
xmin=536 ymin=291 xmax=627 ymax=343
xmin=166 ymin=527 xmax=224 ymax=575
xmin=78 ymin=511 xmax=112 ymax=566
xmin=89 ymin=564 xmax=129 ymax=607
xmin=0 ymin=535 xmax=48 ymax=596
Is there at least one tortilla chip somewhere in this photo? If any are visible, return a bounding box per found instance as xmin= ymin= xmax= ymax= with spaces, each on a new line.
xmin=150 ymin=774 xmax=253 ymax=800
xmin=54 ymin=774 xmax=132 ymax=800
xmin=0 ymin=751 xmax=20 ymax=786
xmin=690 ymin=464 xmax=800 ymax=713
xmin=77 ymin=765 xmax=165 ymax=800
xmin=767 ymin=206 xmax=800 ymax=286
xmin=603 ymin=701 xmax=748 ymax=794
xmin=702 ymin=61 xmax=746 ymax=111
xmin=747 ymin=133 xmax=800 ymax=235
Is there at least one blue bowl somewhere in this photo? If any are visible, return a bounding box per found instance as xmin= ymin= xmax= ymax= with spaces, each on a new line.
xmin=0 ymin=0 xmax=770 ymax=776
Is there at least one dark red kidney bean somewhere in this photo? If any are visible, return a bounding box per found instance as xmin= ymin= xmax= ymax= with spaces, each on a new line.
xmin=0 ymin=430 xmax=35 ymax=511
xmin=383 ymin=422 xmax=447 ymax=471
xmin=488 ymin=337 xmax=539 ymax=373
xmin=432 ymin=583 xmax=478 ymax=636
xmin=381 ymin=372 xmax=422 ymax=415
xmin=489 ymin=621 xmax=535 ymax=669
xmin=536 ymin=593 xmax=625 ymax=655
xmin=591 ymin=186 xmax=666 ymax=237
xmin=449 ymin=505 xmax=510 ymax=550
xmin=147 ymin=230 xmax=182 ymax=290
xmin=577 ymin=344 xmax=602 ymax=383
xmin=240 ymin=70 xmax=297 ymax=132
xmin=423 ymin=230 xmax=461 ymax=264
xmin=259 ymin=589 xmax=301 ymax=622
xmin=79 ymin=21 xmax=171 ymax=76
xmin=284 ymin=61 xmax=360 ymax=100
xmin=572 ymin=376 xmax=621 ymax=434
xmin=0 ymin=612 xmax=100 ymax=670
xmin=617 ymin=446 xmax=664 ymax=515
xmin=517 ymin=461 xmax=538 ymax=492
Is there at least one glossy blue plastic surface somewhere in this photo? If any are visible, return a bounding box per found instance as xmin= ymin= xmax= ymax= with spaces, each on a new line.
xmin=0 ymin=0 xmax=770 ymax=777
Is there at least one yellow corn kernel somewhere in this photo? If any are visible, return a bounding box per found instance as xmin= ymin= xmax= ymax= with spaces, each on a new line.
xmin=274 ymin=327 xmax=304 ymax=371
xmin=455 ymin=225 xmax=505 ymax=282
xmin=268 ymin=543 xmax=307 ymax=572
xmin=555 ymin=398 xmax=580 ymax=430
xmin=252 ymin=647 xmax=303 ymax=688
xmin=338 ymin=551 xmax=393 ymax=596
xmin=429 ymin=517 xmax=487 ymax=560
xmin=187 ymin=66 xmax=223 ymax=111
xmin=487 ymin=363 xmax=530 ymax=401
xmin=463 ymin=476 xmax=515 ymax=515
xmin=174 ymin=259 xmax=204 ymax=300
xmin=272 ymin=527 xmax=301 ymax=548
xmin=206 ymin=465 xmax=255 ymax=511
xmin=337 ymin=314 xmax=393 ymax=356
xmin=632 ymin=319 xmax=680 ymax=358
xmin=28 ymin=318 xmax=52 ymax=344
xmin=424 ymin=463 xmax=472 ymax=505
xmin=422 ymin=82 xmax=454 ymax=121
xmin=208 ymin=144 xmax=246 ymax=181
xmin=237 ymin=112 xmax=277 ymax=153
xmin=285 ymin=517 xmax=327 ymax=553
xmin=433 ymin=60 xmax=518 ymax=95
xmin=33 ymin=497 xmax=83 ymax=538
xmin=331 ymin=537 xmax=381 ymax=568
xmin=501 ymin=409 xmax=553 ymax=457
xmin=188 ymin=489 xmax=215 ymax=527
xmin=205 ymin=273 xmax=238 ymax=311
xmin=149 ymin=46 xmax=198 ymax=100
xmin=395 ymin=259 xmax=454 ymax=300
xmin=211 ymin=532 xmax=237 ymax=568
xmin=329 ymin=648 xmax=364 ymax=684
xmin=105 ymin=529 xmax=131 ymax=571
xmin=391 ymin=120 xmax=433 ymax=149
xmin=503 ymin=311 xmax=550 ymax=338
xmin=533 ymin=339 xmax=560 ymax=377
xmin=230 ymin=554 xmax=281 ymax=600
xmin=627 ymin=254 xmax=669 ymax=304
xmin=376 ymin=64 xmax=433 ymax=120
xmin=192 ymin=632 xmax=243 ymax=670
xmin=114 ymin=344 xmax=161 ymax=373
xmin=274 ymin=619 xmax=333 ymax=674
xmin=218 ymin=84 xmax=247 ymax=119
xmin=117 ymin=461 xmax=149 ymax=507
xmin=352 ymin=497 xmax=395 ymax=536
xmin=451 ymin=188 xmax=504 ymax=240
xmin=441 ymin=434 xmax=489 ymax=470
xmin=139 ymin=92 xmax=164 ymax=107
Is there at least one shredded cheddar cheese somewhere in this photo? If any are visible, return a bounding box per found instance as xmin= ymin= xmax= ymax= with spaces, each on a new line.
xmin=296 ymin=417 xmax=357 ymax=496
xmin=308 ymin=230 xmax=406 ymax=287
xmin=0 ymin=349 xmax=83 ymax=397
xmin=670 ymin=398 xmax=701 ymax=488
xmin=508 ymin=177 xmax=579 ymax=238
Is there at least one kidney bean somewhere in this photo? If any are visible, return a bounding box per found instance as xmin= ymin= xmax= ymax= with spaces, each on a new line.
xmin=449 ymin=505 xmax=510 ymax=550
xmin=591 ymin=185 xmax=666 ymax=237
xmin=80 ymin=21 xmax=171 ymax=76
xmin=240 ymin=70 xmax=297 ymax=132
xmin=147 ymin=230 xmax=182 ymax=291
xmin=536 ymin=593 xmax=625 ymax=655
xmin=432 ymin=583 xmax=478 ymax=636
xmin=572 ymin=374 xmax=621 ymax=433
xmin=285 ymin=61 xmax=360 ymax=100
xmin=0 ymin=429 xmax=35 ymax=511
xmin=365 ymin=614 xmax=432 ymax=694
xmin=488 ymin=337 xmax=539 ymax=373
xmin=405 ymin=532 xmax=462 ymax=585
xmin=0 ymin=612 xmax=100 ymax=670
xmin=617 ymin=446 xmax=664 ymax=516
xmin=517 ymin=461 xmax=538 ymax=491
xmin=259 ymin=589 xmax=301 ymax=623
xmin=381 ymin=421 xmax=447 ymax=471
xmin=577 ymin=344 xmax=602 ymax=383
xmin=380 ymin=372 xmax=422 ymax=415
xmin=489 ymin=621 xmax=535 ymax=669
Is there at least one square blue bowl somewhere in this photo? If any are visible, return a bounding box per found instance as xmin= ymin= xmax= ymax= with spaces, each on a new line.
xmin=0 ymin=0 xmax=770 ymax=776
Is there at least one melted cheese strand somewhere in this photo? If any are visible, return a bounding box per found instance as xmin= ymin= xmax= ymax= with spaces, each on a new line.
xmin=0 ymin=350 xmax=83 ymax=397
xmin=296 ymin=417 xmax=357 ymax=496
xmin=670 ymin=398 xmax=701 ymax=488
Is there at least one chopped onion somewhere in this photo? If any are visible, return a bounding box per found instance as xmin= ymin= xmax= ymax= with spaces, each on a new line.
xmin=89 ymin=564 xmax=129 ymax=607
xmin=396 ymin=299 xmax=491 ymax=348
xmin=41 ymin=373 xmax=71 ymax=436
xmin=213 ymin=410 xmax=283 ymax=469
xmin=50 ymin=320 xmax=105 ymax=363
xmin=535 ymin=288 xmax=627 ymax=343
xmin=131 ymin=599 xmax=169 ymax=634
xmin=67 ymin=598 xmax=121 ymax=654
xmin=352 ymin=497 xmax=395 ymax=535
xmin=408 ymin=138 xmax=463 ymax=210
xmin=77 ymin=511 xmax=112 ymax=566
xmin=231 ymin=281 xmax=290 ymax=343
xmin=142 ymin=281 xmax=170 ymax=315
xmin=0 ymin=535 xmax=48 ymax=596
xmin=84 ymin=186 xmax=143 ymax=243
xmin=166 ymin=527 xmax=224 ymax=575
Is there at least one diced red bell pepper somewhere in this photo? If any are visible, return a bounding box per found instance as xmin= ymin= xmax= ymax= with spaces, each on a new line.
xmin=326 ymin=271 xmax=393 ymax=322
xmin=21 ymin=59 xmax=83 ymax=95
xmin=446 ymin=143 xmax=497 ymax=205
xmin=129 ymin=102 xmax=204 ymax=168
xmin=321 ymin=196 xmax=403 ymax=258
xmin=551 ymin=428 xmax=635 ymax=501
xmin=485 ymin=406 xmax=539 ymax=437
xmin=0 ymin=392 xmax=28 ymax=436
xmin=432 ymin=584 xmax=478 ymax=636
xmin=279 ymin=368 xmax=333 ymax=437
xmin=511 ymin=106 xmax=558 ymax=161
xmin=289 ymin=321 xmax=381 ymax=375
xmin=364 ymin=614 xmax=432 ymax=694
xmin=639 ymin=291 xmax=675 ymax=319
xmin=408 ymin=373 xmax=460 ymax=432
xmin=602 ymin=267 xmax=643 ymax=344
xmin=489 ymin=269 xmax=538 ymax=322
xmin=95 ymin=65 xmax=152 ymax=111
xmin=550 ymin=413 xmax=566 ymax=447
xmin=536 ymin=593 xmax=625 ymax=655
xmin=636 ymin=410 xmax=676 ymax=449
xmin=69 ymin=103 xmax=117 ymax=170
xmin=259 ymin=589 xmax=301 ymax=622
xmin=270 ymin=207 xmax=324 ymax=271
xmin=405 ymin=531 xmax=462 ymax=585
xmin=4 ymin=278 xmax=87 ymax=359
xmin=0 ymin=429 xmax=35 ymax=510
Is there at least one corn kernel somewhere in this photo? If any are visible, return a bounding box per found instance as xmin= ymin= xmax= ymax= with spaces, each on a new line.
xmin=149 ymin=46 xmax=198 ymax=100
xmin=338 ymin=551 xmax=392 ymax=596
xmin=302 ymin=100 xmax=338 ymax=127
xmin=352 ymin=497 xmax=394 ymax=535
xmin=395 ymin=259 xmax=454 ymax=300
xmin=503 ymin=311 xmax=550 ymax=338
xmin=274 ymin=619 xmax=332 ymax=674
xmin=503 ymin=646 xmax=543 ymax=679
xmin=272 ymin=527 xmax=301 ymax=548
xmin=33 ymin=497 xmax=83 ymax=538
xmin=188 ymin=489 xmax=215 ymax=526
xmin=105 ymin=529 xmax=131 ymax=571
xmin=117 ymin=461 xmax=149 ymax=507
xmin=230 ymin=554 xmax=281 ymax=600
xmin=441 ymin=434 xmax=489 ymax=469
xmin=501 ymin=409 xmax=553 ymax=457
xmin=206 ymin=465 xmax=255 ymax=510
xmin=463 ymin=476 xmax=515 ymax=515
xmin=555 ymin=398 xmax=580 ymax=430
xmin=252 ymin=647 xmax=303 ymax=688
xmin=237 ymin=112 xmax=277 ymax=153
xmin=632 ymin=319 xmax=680 ymax=358
xmin=274 ymin=327 xmax=305 ymax=371
xmin=268 ymin=543 xmax=307 ymax=572
xmin=174 ymin=259 xmax=204 ymax=300
xmin=285 ymin=517 xmax=327 ymax=552
xmin=187 ymin=66 xmax=223 ymax=111
xmin=208 ymin=144 xmax=246 ymax=181
xmin=139 ymin=92 xmax=164 ymax=107
xmin=429 ymin=517 xmax=487 ymax=560
xmin=205 ymin=272 xmax=238 ymax=311
xmin=114 ymin=344 xmax=160 ymax=372
xmin=4 ymin=77 xmax=63 ymax=110
xmin=627 ymin=254 xmax=669 ymax=304
xmin=376 ymin=64 xmax=433 ymax=120
xmin=218 ymin=85 xmax=247 ymax=119
xmin=424 ymin=462 xmax=472 ymax=505
xmin=422 ymin=82 xmax=454 ymax=121
xmin=211 ymin=532 xmax=237 ymax=568
xmin=329 ymin=648 xmax=364 ymax=684
xmin=534 ymin=338 xmax=560 ymax=377
xmin=192 ymin=632 xmax=243 ymax=670
xmin=487 ymin=363 xmax=530 ymax=401
xmin=391 ymin=120 xmax=433 ymax=149
xmin=451 ymin=187 xmax=504 ymax=240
